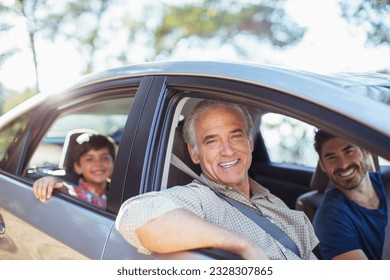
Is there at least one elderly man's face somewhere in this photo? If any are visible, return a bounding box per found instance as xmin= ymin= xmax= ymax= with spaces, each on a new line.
xmin=188 ymin=107 xmax=253 ymax=189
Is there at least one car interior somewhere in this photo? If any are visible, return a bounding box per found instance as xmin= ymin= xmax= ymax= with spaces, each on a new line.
xmin=165 ymin=97 xmax=390 ymax=259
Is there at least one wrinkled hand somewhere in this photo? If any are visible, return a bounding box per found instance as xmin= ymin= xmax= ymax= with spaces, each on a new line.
xmin=32 ymin=176 xmax=64 ymax=203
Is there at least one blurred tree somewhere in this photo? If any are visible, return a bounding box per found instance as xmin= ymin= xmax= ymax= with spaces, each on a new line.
xmin=0 ymin=84 xmax=5 ymax=115
xmin=42 ymin=0 xmax=117 ymax=74
xmin=0 ymin=5 xmax=16 ymax=112
xmin=137 ymin=0 xmax=306 ymax=59
xmin=340 ymin=0 xmax=390 ymax=47
xmin=0 ymin=0 xmax=117 ymax=94
xmin=0 ymin=0 xmax=43 ymax=93
xmin=2 ymin=88 xmax=35 ymax=113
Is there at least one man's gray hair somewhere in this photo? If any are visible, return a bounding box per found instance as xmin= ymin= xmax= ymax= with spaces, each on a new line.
xmin=182 ymin=100 xmax=253 ymax=155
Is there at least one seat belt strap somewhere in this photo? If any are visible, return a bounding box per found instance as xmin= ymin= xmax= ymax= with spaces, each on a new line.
xmin=214 ymin=191 xmax=301 ymax=258
xmin=171 ymin=153 xmax=301 ymax=258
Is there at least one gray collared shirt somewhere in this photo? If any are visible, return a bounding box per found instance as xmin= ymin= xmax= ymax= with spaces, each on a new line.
xmin=116 ymin=175 xmax=318 ymax=260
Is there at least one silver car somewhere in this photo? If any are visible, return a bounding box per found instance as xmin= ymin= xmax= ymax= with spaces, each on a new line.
xmin=0 ymin=61 xmax=389 ymax=259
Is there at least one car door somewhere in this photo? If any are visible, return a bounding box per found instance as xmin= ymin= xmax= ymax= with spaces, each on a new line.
xmin=103 ymin=76 xmax=315 ymax=259
xmin=105 ymin=73 xmax=389 ymax=260
xmin=0 ymin=77 xmax=145 ymax=259
xmin=118 ymin=73 xmax=389 ymax=208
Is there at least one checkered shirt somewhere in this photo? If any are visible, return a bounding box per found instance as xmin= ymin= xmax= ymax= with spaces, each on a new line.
xmin=116 ymin=174 xmax=318 ymax=260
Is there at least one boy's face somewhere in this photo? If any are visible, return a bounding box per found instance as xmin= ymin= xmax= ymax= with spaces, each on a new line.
xmin=74 ymin=147 xmax=114 ymax=189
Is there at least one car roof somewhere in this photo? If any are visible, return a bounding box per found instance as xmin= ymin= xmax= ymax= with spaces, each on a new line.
xmin=73 ymin=61 xmax=390 ymax=136
xmin=1 ymin=61 xmax=389 ymax=137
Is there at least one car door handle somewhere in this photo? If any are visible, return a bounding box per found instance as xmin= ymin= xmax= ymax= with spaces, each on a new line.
xmin=0 ymin=213 xmax=5 ymax=238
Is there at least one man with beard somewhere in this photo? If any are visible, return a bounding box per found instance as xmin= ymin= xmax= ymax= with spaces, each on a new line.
xmin=312 ymin=130 xmax=388 ymax=260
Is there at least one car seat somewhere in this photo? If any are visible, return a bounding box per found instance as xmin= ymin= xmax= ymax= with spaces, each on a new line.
xmin=295 ymin=162 xmax=332 ymax=221
xmin=168 ymin=124 xmax=201 ymax=187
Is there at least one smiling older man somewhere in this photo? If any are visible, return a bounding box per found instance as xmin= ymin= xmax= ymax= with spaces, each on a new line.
xmin=116 ymin=100 xmax=318 ymax=260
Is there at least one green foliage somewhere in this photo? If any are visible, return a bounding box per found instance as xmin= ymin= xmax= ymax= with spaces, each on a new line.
xmin=152 ymin=0 xmax=306 ymax=57
xmin=0 ymin=85 xmax=5 ymax=115
xmin=0 ymin=0 xmax=389 ymax=96
xmin=0 ymin=0 xmax=118 ymax=93
xmin=0 ymin=3 xmax=20 ymax=69
xmin=41 ymin=0 xmax=117 ymax=74
xmin=2 ymin=89 xmax=36 ymax=114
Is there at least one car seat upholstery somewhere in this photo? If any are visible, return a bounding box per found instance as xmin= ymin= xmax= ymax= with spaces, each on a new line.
xmin=295 ymin=162 xmax=332 ymax=221
xmin=168 ymin=124 xmax=201 ymax=187
xmin=29 ymin=143 xmax=63 ymax=168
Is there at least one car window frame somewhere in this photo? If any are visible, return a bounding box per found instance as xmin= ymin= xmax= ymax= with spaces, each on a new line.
xmin=125 ymin=74 xmax=390 ymax=200
xmin=1 ymin=80 xmax=140 ymax=217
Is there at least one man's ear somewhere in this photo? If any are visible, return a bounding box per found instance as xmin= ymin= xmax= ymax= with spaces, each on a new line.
xmin=73 ymin=162 xmax=82 ymax=175
xmin=187 ymin=144 xmax=200 ymax=164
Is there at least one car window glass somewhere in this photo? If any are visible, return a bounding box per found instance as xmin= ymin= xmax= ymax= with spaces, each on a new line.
xmin=379 ymin=157 xmax=390 ymax=166
xmin=260 ymin=113 xmax=318 ymax=168
xmin=28 ymin=97 xmax=133 ymax=171
xmin=46 ymin=98 xmax=132 ymax=140
xmin=0 ymin=117 xmax=29 ymax=169
xmin=25 ymin=96 xmax=134 ymax=208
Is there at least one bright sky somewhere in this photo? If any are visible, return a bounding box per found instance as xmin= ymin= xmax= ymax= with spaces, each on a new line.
xmin=0 ymin=0 xmax=389 ymax=94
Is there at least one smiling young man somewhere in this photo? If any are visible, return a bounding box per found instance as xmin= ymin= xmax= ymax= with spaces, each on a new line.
xmin=312 ymin=130 xmax=388 ymax=260
xmin=116 ymin=100 xmax=318 ymax=260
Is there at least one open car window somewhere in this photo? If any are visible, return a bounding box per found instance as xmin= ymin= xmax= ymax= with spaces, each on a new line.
xmin=24 ymin=96 xmax=134 ymax=207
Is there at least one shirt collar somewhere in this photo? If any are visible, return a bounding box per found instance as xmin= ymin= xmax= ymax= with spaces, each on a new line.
xmin=198 ymin=174 xmax=273 ymax=202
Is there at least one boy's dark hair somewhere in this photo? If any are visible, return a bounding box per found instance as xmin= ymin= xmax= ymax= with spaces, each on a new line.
xmin=313 ymin=129 xmax=337 ymax=156
xmin=73 ymin=134 xmax=116 ymax=165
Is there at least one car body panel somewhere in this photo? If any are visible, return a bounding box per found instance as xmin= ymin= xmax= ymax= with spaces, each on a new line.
xmin=0 ymin=175 xmax=108 ymax=259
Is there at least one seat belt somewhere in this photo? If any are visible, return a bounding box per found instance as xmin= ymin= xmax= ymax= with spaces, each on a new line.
xmin=171 ymin=153 xmax=301 ymax=258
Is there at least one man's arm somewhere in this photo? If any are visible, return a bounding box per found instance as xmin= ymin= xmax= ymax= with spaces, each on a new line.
xmin=136 ymin=209 xmax=268 ymax=260
xmin=332 ymin=249 xmax=369 ymax=260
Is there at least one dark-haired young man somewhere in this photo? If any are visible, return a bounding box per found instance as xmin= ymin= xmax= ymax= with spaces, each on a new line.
xmin=313 ymin=130 xmax=388 ymax=260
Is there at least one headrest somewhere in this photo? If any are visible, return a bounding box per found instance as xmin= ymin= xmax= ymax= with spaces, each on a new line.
xmin=167 ymin=124 xmax=202 ymax=188
xmin=310 ymin=162 xmax=329 ymax=192
xmin=172 ymin=124 xmax=201 ymax=176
